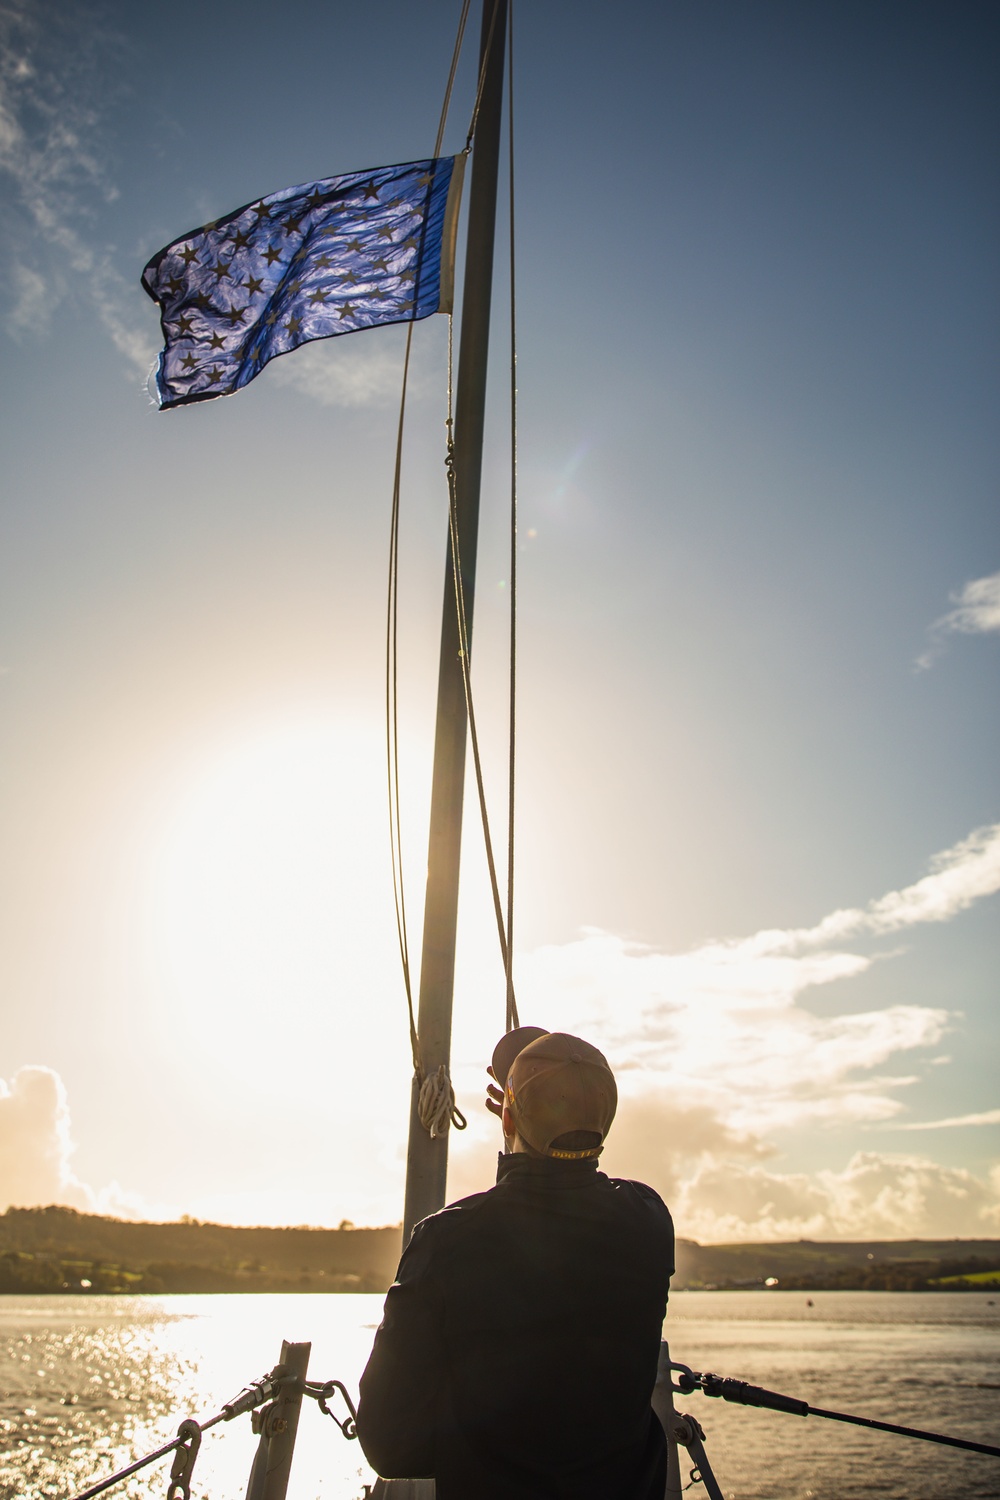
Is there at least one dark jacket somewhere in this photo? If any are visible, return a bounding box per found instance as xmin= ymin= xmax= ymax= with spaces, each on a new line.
xmin=357 ymin=1153 xmax=675 ymax=1500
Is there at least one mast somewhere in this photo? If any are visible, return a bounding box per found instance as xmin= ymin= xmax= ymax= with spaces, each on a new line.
xmin=402 ymin=0 xmax=508 ymax=1241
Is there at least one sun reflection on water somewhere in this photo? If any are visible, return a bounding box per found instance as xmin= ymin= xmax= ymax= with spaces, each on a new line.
xmin=2 ymin=1292 xmax=998 ymax=1500
xmin=0 ymin=1296 xmax=384 ymax=1500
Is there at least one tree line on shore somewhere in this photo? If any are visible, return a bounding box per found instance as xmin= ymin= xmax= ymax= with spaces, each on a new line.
xmin=2 ymin=1206 xmax=999 ymax=1294
xmin=0 ymin=1205 xmax=401 ymax=1294
xmin=672 ymin=1233 xmax=1000 ymax=1291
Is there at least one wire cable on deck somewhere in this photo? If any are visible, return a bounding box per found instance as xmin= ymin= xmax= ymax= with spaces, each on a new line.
xmin=69 ymin=1399 xmax=238 ymax=1500
xmin=70 ymin=1429 xmax=199 ymax=1500
xmin=804 ymin=1402 xmax=1000 ymax=1457
xmin=67 ymin=1374 xmax=290 ymax=1500
xmin=67 ymin=1372 xmax=361 ymax=1500
xmin=668 ymin=1362 xmax=1000 ymax=1459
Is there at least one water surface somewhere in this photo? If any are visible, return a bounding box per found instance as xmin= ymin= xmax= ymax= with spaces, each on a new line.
xmin=1 ymin=1292 xmax=997 ymax=1499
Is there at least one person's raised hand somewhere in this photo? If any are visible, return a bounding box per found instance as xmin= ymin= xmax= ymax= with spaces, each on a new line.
xmin=485 ymin=1064 xmax=504 ymax=1120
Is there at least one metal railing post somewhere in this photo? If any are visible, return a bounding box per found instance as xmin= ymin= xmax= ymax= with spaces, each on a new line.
xmin=653 ymin=1341 xmax=684 ymax=1499
xmin=653 ymin=1341 xmax=725 ymax=1500
xmin=244 ymin=1341 xmax=311 ymax=1500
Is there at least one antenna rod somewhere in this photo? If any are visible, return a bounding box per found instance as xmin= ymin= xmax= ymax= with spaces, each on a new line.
xmin=402 ymin=0 xmax=507 ymax=1241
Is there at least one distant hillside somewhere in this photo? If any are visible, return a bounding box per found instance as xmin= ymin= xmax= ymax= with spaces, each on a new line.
xmin=0 ymin=1206 xmax=402 ymax=1294
xmin=673 ymin=1236 xmax=1000 ymax=1291
xmin=2 ymin=1208 xmax=998 ymax=1294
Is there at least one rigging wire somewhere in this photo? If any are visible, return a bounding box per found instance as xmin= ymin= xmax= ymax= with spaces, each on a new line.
xmin=437 ymin=0 xmax=473 ymax=156
xmin=444 ymin=424 xmax=514 ymax=987
xmin=668 ymin=1361 xmax=1000 ymax=1460
xmin=438 ymin=0 xmax=521 ymax=1010
xmin=65 ymin=1372 xmax=362 ymax=1500
xmin=387 ymin=0 xmax=521 ymax=1138
xmin=465 ymin=0 xmax=504 ymax=151
xmin=504 ymin=0 xmax=519 ymax=1033
xmin=386 ymin=328 xmax=419 ymax=1075
xmin=386 ymin=0 xmax=473 ymax=1083
xmin=388 ymin=0 xmax=520 ymax=1114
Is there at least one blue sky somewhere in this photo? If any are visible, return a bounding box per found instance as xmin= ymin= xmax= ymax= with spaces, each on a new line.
xmin=0 ymin=0 xmax=997 ymax=1238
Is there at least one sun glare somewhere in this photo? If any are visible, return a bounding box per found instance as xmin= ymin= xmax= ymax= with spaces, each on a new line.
xmin=142 ymin=717 xmax=428 ymax=1110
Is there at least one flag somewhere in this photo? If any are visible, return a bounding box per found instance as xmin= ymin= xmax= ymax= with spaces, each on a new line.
xmin=141 ymin=156 xmax=464 ymax=410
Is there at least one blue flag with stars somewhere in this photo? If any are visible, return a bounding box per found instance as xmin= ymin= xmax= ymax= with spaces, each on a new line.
xmin=142 ymin=156 xmax=464 ymax=410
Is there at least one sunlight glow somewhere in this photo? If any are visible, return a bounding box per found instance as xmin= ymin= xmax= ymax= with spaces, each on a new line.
xmin=142 ymin=715 xmax=428 ymax=1121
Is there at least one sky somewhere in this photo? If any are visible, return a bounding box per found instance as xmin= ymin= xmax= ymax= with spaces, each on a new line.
xmin=1 ymin=0 xmax=997 ymax=1243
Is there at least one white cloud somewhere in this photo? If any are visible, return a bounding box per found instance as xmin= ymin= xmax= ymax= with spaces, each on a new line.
xmin=513 ymin=933 xmax=946 ymax=1141
xmin=748 ymin=823 xmax=1000 ymax=952
xmin=92 ymin=1179 xmax=179 ymax=1223
xmin=935 ymin=571 xmax=1000 ymax=637
xmin=504 ymin=826 xmax=999 ymax=1134
xmin=267 ymin=325 xmax=437 ymax=409
xmin=0 ymin=2 xmax=431 ymax=405
xmin=895 ymin=1108 xmax=1000 ymax=1131
xmin=0 ymin=1065 xmax=92 ymax=1211
xmin=450 ymin=822 xmax=1000 ymax=1240
xmin=916 ymin=570 xmax=1000 ymax=669
xmin=8 ymin=262 xmax=49 ymax=332
xmin=0 ymin=1 xmax=156 ymax=373
xmin=0 ymin=1065 xmax=177 ymax=1220
xmin=672 ymin=1152 xmax=1000 ymax=1242
xmin=8 ymin=824 xmax=998 ymax=1240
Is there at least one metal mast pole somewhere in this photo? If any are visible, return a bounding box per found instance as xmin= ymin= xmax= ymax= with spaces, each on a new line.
xmin=402 ymin=0 xmax=507 ymax=1242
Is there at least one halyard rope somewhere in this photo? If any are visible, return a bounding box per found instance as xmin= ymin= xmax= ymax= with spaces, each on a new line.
xmin=419 ymin=1062 xmax=469 ymax=1138
xmin=387 ymin=0 xmax=517 ymax=1131
xmin=439 ymin=0 xmax=521 ymax=1021
xmin=465 ymin=0 xmax=504 ymax=152
xmin=505 ymin=0 xmax=519 ymax=1034
xmin=386 ymin=324 xmax=419 ymax=1076
xmin=444 ymin=436 xmax=519 ymax=1005
xmin=386 ymin=0 xmax=473 ymax=1092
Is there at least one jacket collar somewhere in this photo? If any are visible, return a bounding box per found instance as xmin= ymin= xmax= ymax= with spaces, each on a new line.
xmin=495 ymin=1151 xmax=601 ymax=1185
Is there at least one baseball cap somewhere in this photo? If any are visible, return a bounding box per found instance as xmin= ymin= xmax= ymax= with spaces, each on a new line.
xmin=495 ymin=1029 xmax=617 ymax=1159
xmin=491 ymin=1025 xmax=550 ymax=1094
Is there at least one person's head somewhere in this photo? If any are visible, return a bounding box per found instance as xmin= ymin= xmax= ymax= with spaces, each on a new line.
xmin=491 ymin=1027 xmax=618 ymax=1159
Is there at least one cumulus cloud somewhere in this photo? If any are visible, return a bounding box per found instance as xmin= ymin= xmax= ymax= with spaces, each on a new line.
xmin=8 ymin=262 xmax=48 ymax=332
xmin=8 ymin=822 xmax=999 ymax=1240
xmin=91 ymin=1179 xmax=178 ymax=1222
xmin=0 ymin=1 xmax=156 ymax=372
xmin=0 ymin=2 xmax=427 ymax=405
xmin=895 ymin=1108 xmax=1000 ymax=1131
xmin=0 ymin=1065 xmax=175 ymax=1220
xmin=0 ymin=1065 xmax=92 ymax=1211
xmin=510 ymin=825 xmax=998 ymax=1132
xmin=672 ymin=1152 xmax=1000 ymax=1242
xmin=916 ymin=570 xmax=1000 ymax=669
xmin=754 ymin=822 xmax=1000 ymax=951
xmin=468 ymin=822 xmax=1000 ymax=1240
xmin=267 ymin=325 xmax=439 ymax=409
